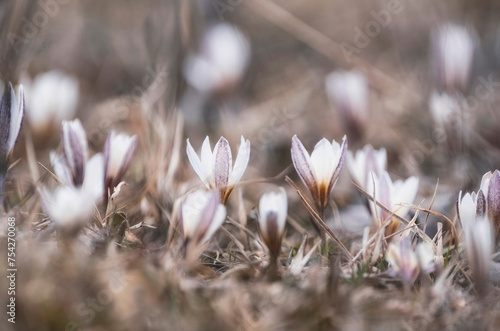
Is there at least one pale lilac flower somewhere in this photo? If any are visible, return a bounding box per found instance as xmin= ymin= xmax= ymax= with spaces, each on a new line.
xmin=347 ymin=144 xmax=387 ymax=190
xmin=103 ymin=131 xmax=138 ymax=198
xmin=186 ymin=136 xmax=250 ymax=203
xmin=258 ymin=187 xmax=288 ymax=259
xmin=180 ymin=189 xmax=227 ymax=257
xmin=386 ymin=238 xmax=420 ymax=287
xmin=367 ymin=171 xmax=419 ymax=236
xmin=291 ymin=135 xmax=347 ymax=213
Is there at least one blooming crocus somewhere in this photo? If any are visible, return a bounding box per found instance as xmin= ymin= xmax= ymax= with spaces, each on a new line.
xmin=386 ymin=238 xmax=419 ymax=288
xmin=432 ymin=24 xmax=474 ymax=92
xmin=347 ymin=144 xmax=387 ymax=191
xmin=41 ymin=186 xmax=94 ymax=234
xmin=103 ymin=131 xmax=138 ymax=200
xmin=291 ymin=135 xmax=347 ymax=215
xmin=325 ymin=71 xmax=369 ymax=140
xmin=367 ymin=171 xmax=419 ymax=237
xmin=184 ymin=23 xmax=250 ymax=95
xmin=458 ymin=190 xmax=494 ymax=297
xmin=0 ymin=83 xmax=24 ymax=211
xmin=186 ymin=136 xmax=250 ymax=204
xmin=21 ymin=70 xmax=79 ymax=135
xmin=258 ymin=187 xmax=288 ymax=261
xmin=61 ymin=119 xmax=88 ymax=186
xmin=180 ymin=189 xmax=227 ymax=258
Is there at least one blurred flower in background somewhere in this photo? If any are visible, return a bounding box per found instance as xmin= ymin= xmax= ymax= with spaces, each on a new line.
xmin=347 ymin=144 xmax=387 ymax=191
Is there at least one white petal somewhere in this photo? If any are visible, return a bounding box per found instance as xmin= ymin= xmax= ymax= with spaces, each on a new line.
xmin=392 ymin=176 xmax=419 ymax=218
xmin=228 ymin=136 xmax=250 ymax=186
xmin=291 ymin=135 xmax=317 ymax=192
xmin=200 ymin=136 xmax=214 ymax=186
xmin=82 ymin=153 xmax=104 ymax=202
xmin=186 ymin=138 xmax=209 ymax=187
xmin=203 ymin=204 xmax=227 ymax=244
xmin=50 ymin=151 xmax=73 ymax=187
xmin=458 ymin=191 xmax=476 ymax=227
xmin=212 ymin=136 xmax=232 ymax=189
xmin=310 ymin=138 xmax=336 ymax=184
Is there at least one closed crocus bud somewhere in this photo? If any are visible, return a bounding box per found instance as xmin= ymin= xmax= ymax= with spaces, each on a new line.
xmin=458 ymin=189 xmax=494 ymax=297
xmin=186 ymin=136 xmax=250 ymax=204
xmin=103 ymin=131 xmax=138 ymax=200
xmin=432 ymin=24 xmax=474 ymax=92
xmin=347 ymin=144 xmax=387 ymax=190
xmin=291 ymin=135 xmax=347 ymax=215
xmin=184 ymin=23 xmax=250 ymax=95
xmin=367 ymin=171 xmax=419 ymax=237
xmin=22 ymin=70 xmax=79 ymax=136
xmin=180 ymin=189 xmax=227 ymax=258
xmin=386 ymin=238 xmax=420 ymax=288
xmin=61 ymin=119 xmax=88 ymax=187
xmin=258 ymin=187 xmax=288 ymax=261
xmin=325 ymin=71 xmax=369 ymax=140
xmin=0 ymin=83 xmax=24 ymax=211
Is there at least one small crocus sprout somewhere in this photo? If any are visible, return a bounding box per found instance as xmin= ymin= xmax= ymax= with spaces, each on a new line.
xmin=258 ymin=187 xmax=288 ymax=261
xmin=22 ymin=70 xmax=79 ymax=135
xmin=367 ymin=171 xmax=419 ymax=237
xmin=432 ymin=24 xmax=474 ymax=92
xmin=386 ymin=238 xmax=420 ymax=288
xmin=62 ymin=119 xmax=88 ymax=186
xmin=103 ymin=131 xmax=138 ymax=200
xmin=186 ymin=136 xmax=251 ymax=204
xmin=184 ymin=23 xmax=250 ymax=94
xmin=180 ymin=189 xmax=227 ymax=258
xmin=325 ymin=71 xmax=369 ymax=140
xmin=291 ymin=135 xmax=347 ymax=214
xmin=347 ymin=144 xmax=387 ymax=191
xmin=41 ymin=186 xmax=94 ymax=234
xmin=0 ymin=83 xmax=25 ymax=162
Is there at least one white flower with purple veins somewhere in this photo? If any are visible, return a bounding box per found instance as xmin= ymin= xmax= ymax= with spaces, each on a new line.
xmin=386 ymin=238 xmax=419 ymax=287
xmin=186 ymin=136 xmax=251 ymax=204
xmin=103 ymin=131 xmax=138 ymax=197
xmin=184 ymin=23 xmax=250 ymax=94
xmin=0 ymin=83 xmax=25 ymax=163
xmin=347 ymin=144 xmax=387 ymax=190
xmin=432 ymin=24 xmax=474 ymax=91
xmin=291 ymin=135 xmax=347 ymax=213
xmin=181 ymin=189 xmax=227 ymax=256
xmin=457 ymin=189 xmax=494 ymax=296
xmin=22 ymin=70 xmax=79 ymax=133
xmin=325 ymin=71 xmax=369 ymax=138
xmin=258 ymin=187 xmax=288 ymax=258
xmin=367 ymin=171 xmax=419 ymax=236
xmin=61 ymin=119 xmax=88 ymax=186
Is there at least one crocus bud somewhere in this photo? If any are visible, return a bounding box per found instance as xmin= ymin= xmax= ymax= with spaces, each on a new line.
xmin=184 ymin=23 xmax=250 ymax=95
xmin=61 ymin=119 xmax=88 ymax=186
xmin=347 ymin=144 xmax=387 ymax=191
xmin=458 ymin=189 xmax=494 ymax=297
xmin=386 ymin=238 xmax=419 ymax=288
xmin=291 ymin=135 xmax=347 ymax=215
xmin=258 ymin=187 xmax=288 ymax=260
xmin=325 ymin=71 xmax=369 ymax=140
xmin=180 ymin=189 xmax=227 ymax=258
xmin=432 ymin=24 xmax=474 ymax=93
xmin=186 ymin=136 xmax=250 ymax=204
xmin=367 ymin=171 xmax=419 ymax=237
xmin=474 ymin=170 xmax=500 ymax=244
xmin=103 ymin=131 xmax=138 ymax=200
xmin=0 ymin=83 xmax=25 ymax=163
xmin=22 ymin=70 xmax=79 ymax=136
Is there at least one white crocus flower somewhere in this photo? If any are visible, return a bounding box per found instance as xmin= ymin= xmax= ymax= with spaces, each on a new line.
xmin=386 ymin=238 xmax=419 ymax=287
xmin=432 ymin=24 xmax=474 ymax=92
xmin=186 ymin=136 xmax=250 ymax=204
xmin=61 ymin=119 xmax=88 ymax=186
xmin=367 ymin=171 xmax=419 ymax=236
xmin=291 ymin=135 xmax=347 ymax=213
xmin=103 ymin=131 xmax=138 ymax=199
xmin=41 ymin=186 xmax=94 ymax=233
xmin=181 ymin=189 xmax=227 ymax=258
xmin=347 ymin=144 xmax=387 ymax=190
xmin=184 ymin=23 xmax=250 ymax=94
xmin=0 ymin=83 xmax=25 ymax=161
xmin=258 ymin=187 xmax=288 ymax=259
xmin=325 ymin=71 xmax=369 ymax=138
xmin=22 ymin=71 xmax=79 ymax=134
